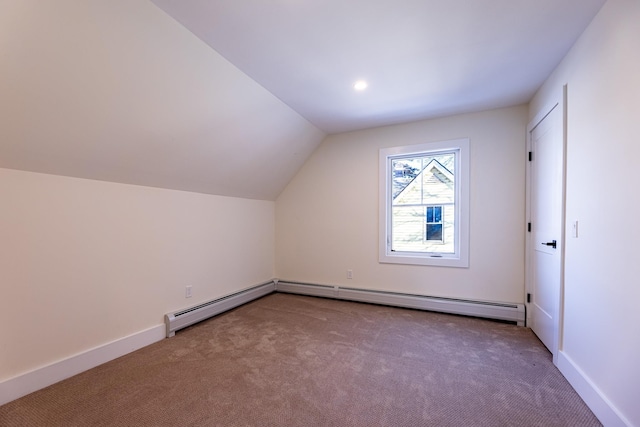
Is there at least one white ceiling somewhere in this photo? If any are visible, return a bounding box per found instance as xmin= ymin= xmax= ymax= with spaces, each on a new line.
xmin=0 ymin=0 xmax=606 ymax=201
xmin=151 ymin=0 xmax=606 ymax=134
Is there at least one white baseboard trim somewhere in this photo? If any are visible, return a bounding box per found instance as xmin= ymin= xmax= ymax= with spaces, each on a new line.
xmin=275 ymin=280 xmax=526 ymax=325
xmin=557 ymin=351 xmax=631 ymax=427
xmin=0 ymin=324 xmax=165 ymax=406
xmin=165 ymin=281 xmax=276 ymax=337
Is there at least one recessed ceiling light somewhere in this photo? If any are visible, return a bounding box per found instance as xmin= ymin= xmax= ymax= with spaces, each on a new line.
xmin=353 ymin=80 xmax=368 ymax=91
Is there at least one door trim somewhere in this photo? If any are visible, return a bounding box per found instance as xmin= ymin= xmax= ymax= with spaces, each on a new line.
xmin=525 ymin=85 xmax=568 ymax=366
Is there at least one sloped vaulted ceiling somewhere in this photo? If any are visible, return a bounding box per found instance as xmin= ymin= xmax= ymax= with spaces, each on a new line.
xmin=0 ymin=0 xmax=325 ymax=200
xmin=1 ymin=0 xmax=606 ymax=200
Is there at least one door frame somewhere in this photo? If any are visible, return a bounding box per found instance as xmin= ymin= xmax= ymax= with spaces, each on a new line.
xmin=525 ymin=85 xmax=568 ymax=366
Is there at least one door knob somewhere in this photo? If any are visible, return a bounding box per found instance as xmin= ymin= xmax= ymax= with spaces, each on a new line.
xmin=541 ymin=240 xmax=557 ymax=249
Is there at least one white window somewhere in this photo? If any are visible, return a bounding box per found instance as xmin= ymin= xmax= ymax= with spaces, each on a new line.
xmin=379 ymin=138 xmax=469 ymax=267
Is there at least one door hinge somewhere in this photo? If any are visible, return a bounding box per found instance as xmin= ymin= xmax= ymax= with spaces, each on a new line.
xmin=528 ymin=151 xmax=532 ymax=161
xmin=527 ymin=222 xmax=531 ymax=232
xmin=527 ymin=293 xmax=531 ymax=303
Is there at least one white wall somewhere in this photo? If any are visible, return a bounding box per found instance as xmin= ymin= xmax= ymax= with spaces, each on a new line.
xmin=0 ymin=168 xmax=274 ymax=383
xmin=276 ymin=106 xmax=528 ymax=303
xmin=529 ymin=0 xmax=640 ymax=425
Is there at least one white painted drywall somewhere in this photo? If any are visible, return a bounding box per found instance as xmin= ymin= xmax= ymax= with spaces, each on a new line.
xmin=276 ymin=105 xmax=528 ymax=304
xmin=529 ymin=0 xmax=640 ymax=425
xmin=0 ymin=0 xmax=324 ymax=201
xmin=0 ymin=168 xmax=275 ymax=381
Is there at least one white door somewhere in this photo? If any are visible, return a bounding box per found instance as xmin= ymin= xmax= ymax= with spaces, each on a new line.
xmin=528 ymin=102 xmax=564 ymax=360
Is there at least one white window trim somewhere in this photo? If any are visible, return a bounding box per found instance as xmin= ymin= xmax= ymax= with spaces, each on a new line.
xmin=379 ymin=138 xmax=470 ymax=268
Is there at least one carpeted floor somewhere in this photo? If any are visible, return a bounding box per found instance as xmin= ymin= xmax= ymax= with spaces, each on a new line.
xmin=0 ymin=293 xmax=601 ymax=426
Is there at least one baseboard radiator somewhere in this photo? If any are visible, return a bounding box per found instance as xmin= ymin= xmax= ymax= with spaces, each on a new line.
xmin=165 ymin=279 xmax=525 ymax=338
xmin=164 ymin=281 xmax=276 ymax=337
xmin=275 ymin=280 xmax=526 ymax=326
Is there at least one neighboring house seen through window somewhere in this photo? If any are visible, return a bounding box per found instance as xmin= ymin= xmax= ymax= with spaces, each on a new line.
xmin=379 ymin=138 xmax=469 ymax=267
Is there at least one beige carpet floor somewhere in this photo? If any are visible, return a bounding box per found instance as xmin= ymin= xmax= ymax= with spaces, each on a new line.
xmin=0 ymin=293 xmax=601 ymax=426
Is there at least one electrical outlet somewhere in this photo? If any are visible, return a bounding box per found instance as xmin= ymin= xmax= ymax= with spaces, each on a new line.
xmin=185 ymin=285 xmax=192 ymax=298
xmin=347 ymin=269 xmax=353 ymax=279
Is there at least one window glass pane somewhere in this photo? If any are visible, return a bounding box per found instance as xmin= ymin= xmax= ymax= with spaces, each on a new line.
xmin=392 ymin=206 xmax=425 ymax=251
xmin=390 ymin=152 xmax=455 ymax=254
xmin=392 ymin=158 xmax=421 ymax=199
xmin=433 ymin=206 xmax=442 ymax=223
xmin=426 ymin=224 xmax=443 ymax=241
xmin=426 ymin=206 xmax=434 ymax=222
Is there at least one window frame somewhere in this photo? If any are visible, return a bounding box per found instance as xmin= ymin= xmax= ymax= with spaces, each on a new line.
xmin=379 ymin=138 xmax=470 ymax=268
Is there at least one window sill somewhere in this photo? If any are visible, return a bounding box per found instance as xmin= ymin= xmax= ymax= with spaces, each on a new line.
xmin=379 ymin=252 xmax=469 ymax=268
